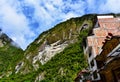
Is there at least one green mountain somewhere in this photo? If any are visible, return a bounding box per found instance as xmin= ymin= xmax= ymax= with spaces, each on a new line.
xmin=0 ymin=31 xmax=24 ymax=78
xmin=0 ymin=14 xmax=97 ymax=82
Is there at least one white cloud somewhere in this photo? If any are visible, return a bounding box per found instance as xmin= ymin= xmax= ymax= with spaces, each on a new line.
xmin=99 ymin=0 xmax=120 ymax=13
xmin=0 ymin=0 xmax=35 ymax=49
xmin=0 ymin=0 xmax=120 ymax=50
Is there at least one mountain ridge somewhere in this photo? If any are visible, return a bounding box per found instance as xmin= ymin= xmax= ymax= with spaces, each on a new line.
xmin=0 ymin=30 xmax=24 ymax=78
xmin=0 ymin=14 xmax=117 ymax=81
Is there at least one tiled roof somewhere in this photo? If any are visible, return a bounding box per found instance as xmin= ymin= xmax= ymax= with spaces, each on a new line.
xmin=87 ymin=17 xmax=120 ymax=56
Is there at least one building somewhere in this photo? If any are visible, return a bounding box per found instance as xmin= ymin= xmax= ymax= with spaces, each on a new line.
xmin=83 ymin=15 xmax=120 ymax=81
xmin=75 ymin=69 xmax=91 ymax=82
xmin=95 ymin=36 xmax=120 ymax=82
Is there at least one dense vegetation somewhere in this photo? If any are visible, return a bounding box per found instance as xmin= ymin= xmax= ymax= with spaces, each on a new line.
xmin=39 ymin=30 xmax=91 ymax=82
xmin=0 ymin=27 xmax=92 ymax=82
xmin=25 ymin=14 xmax=95 ymax=55
xmin=0 ymin=14 xmax=96 ymax=82
xmin=0 ymin=42 xmax=24 ymax=78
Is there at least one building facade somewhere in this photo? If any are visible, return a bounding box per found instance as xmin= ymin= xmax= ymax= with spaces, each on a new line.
xmin=83 ymin=15 xmax=120 ymax=81
xmin=96 ymin=36 xmax=120 ymax=82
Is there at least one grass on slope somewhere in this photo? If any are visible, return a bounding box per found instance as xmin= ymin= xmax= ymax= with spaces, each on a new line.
xmin=0 ymin=14 xmax=96 ymax=82
xmin=38 ymin=21 xmax=92 ymax=82
xmin=0 ymin=25 xmax=91 ymax=82
xmin=0 ymin=44 xmax=24 ymax=76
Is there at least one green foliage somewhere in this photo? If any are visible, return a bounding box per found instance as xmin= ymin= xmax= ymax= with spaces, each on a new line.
xmin=0 ymin=14 xmax=97 ymax=81
xmin=38 ymin=42 xmax=87 ymax=82
xmin=25 ymin=14 xmax=96 ymax=60
xmin=37 ymin=21 xmax=94 ymax=82
xmin=0 ymin=72 xmax=36 ymax=82
xmin=0 ymin=44 xmax=24 ymax=76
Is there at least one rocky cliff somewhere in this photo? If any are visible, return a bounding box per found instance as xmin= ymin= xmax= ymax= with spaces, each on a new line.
xmin=16 ymin=14 xmax=95 ymax=74
xmin=0 ymin=14 xmax=96 ymax=81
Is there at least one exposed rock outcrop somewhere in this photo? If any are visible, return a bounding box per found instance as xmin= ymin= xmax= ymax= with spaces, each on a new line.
xmin=15 ymin=62 xmax=24 ymax=73
xmin=35 ymin=72 xmax=45 ymax=82
xmin=33 ymin=40 xmax=68 ymax=65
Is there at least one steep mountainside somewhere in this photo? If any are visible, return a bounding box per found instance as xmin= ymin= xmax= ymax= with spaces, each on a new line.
xmin=0 ymin=30 xmax=24 ymax=78
xmin=19 ymin=14 xmax=96 ymax=74
xmin=0 ymin=14 xmax=97 ymax=81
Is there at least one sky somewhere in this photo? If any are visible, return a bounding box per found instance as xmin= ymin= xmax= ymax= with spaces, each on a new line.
xmin=0 ymin=0 xmax=120 ymax=50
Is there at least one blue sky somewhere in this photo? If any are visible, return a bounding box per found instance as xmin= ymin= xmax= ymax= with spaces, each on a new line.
xmin=0 ymin=0 xmax=120 ymax=49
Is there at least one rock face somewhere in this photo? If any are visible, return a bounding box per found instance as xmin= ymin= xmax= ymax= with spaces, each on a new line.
xmin=33 ymin=40 xmax=68 ymax=65
xmin=35 ymin=72 xmax=45 ymax=82
xmin=16 ymin=15 xmax=96 ymax=74
xmin=0 ymin=14 xmax=97 ymax=81
xmin=1 ymin=14 xmax=120 ymax=81
xmin=15 ymin=62 xmax=24 ymax=73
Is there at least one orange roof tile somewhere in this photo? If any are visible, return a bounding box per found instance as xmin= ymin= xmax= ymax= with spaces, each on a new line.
xmin=87 ymin=17 xmax=120 ymax=56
